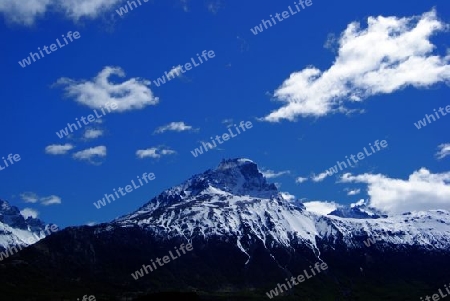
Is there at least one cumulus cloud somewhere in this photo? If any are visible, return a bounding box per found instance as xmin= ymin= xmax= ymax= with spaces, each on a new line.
xmin=295 ymin=176 xmax=308 ymax=184
xmin=20 ymin=208 xmax=39 ymax=219
xmin=72 ymin=146 xmax=106 ymax=163
xmin=0 ymin=0 xmax=122 ymax=25
xmin=45 ymin=143 xmax=74 ymax=155
xmin=154 ymin=121 xmax=196 ymax=134
xmin=55 ymin=66 xmax=158 ymax=112
xmin=261 ymin=169 xmax=290 ymax=179
xmin=263 ymin=9 xmax=450 ymax=122
xmin=136 ymin=147 xmax=176 ymax=159
xmin=84 ymin=129 xmax=103 ymax=139
xmin=20 ymin=192 xmax=62 ymax=206
xmin=340 ymin=168 xmax=450 ymax=214
xmin=303 ymin=201 xmax=340 ymax=215
xmin=436 ymin=143 xmax=450 ymax=159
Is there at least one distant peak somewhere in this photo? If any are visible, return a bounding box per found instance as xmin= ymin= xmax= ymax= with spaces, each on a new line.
xmin=216 ymin=158 xmax=255 ymax=170
xmin=0 ymin=199 xmax=46 ymax=228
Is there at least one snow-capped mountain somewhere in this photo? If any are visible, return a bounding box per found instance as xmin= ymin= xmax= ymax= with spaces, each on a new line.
xmin=1 ymin=158 xmax=449 ymax=300
xmin=0 ymin=199 xmax=56 ymax=251
xmin=113 ymin=158 xmax=450 ymax=253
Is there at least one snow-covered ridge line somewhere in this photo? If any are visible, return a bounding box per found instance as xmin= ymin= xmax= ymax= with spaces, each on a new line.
xmin=113 ymin=159 xmax=450 ymax=253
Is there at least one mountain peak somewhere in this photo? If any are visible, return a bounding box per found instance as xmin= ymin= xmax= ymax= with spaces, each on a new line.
xmin=0 ymin=199 xmax=57 ymax=250
xmin=216 ymin=158 xmax=255 ymax=170
xmin=202 ymin=158 xmax=277 ymax=197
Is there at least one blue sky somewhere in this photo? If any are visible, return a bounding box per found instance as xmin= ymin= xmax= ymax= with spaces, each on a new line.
xmin=0 ymin=0 xmax=449 ymax=228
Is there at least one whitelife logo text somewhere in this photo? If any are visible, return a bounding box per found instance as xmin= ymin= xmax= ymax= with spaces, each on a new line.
xmin=190 ymin=121 xmax=253 ymax=158
xmin=152 ymin=50 xmax=216 ymax=87
xmin=325 ymin=139 xmax=388 ymax=176
xmin=18 ymin=31 xmax=81 ymax=68
xmin=131 ymin=243 xmax=193 ymax=280
xmin=56 ymin=102 xmax=118 ymax=139
xmin=250 ymin=0 xmax=313 ymax=35
xmin=0 ymin=153 xmax=21 ymax=172
xmin=93 ymin=172 xmax=155 ymax=209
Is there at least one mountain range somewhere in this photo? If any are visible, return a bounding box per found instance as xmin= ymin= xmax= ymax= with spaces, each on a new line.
xmin=1 ymin=158 xmax=449 ymax=300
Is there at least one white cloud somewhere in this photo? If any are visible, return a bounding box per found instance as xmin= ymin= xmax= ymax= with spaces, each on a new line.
xmin=166 ymin=65 xmax=183 ymax=79
xmin=73 ymin=146 xmax=106 ymax=162
xmin=45 ymin=143 xmax=74 ymax=155
xmin=295 ymin=176 xmax=308 ymax=184
xmin=20 ymin=208 xmax=39 ymax=219
xmin=136 ymin=147 xmax=176 ymax=159
xmin=40 ymin=195 xmax=62 ymax=206
xmin=84 ymin=129 xmax=103 ymax=139
xmin=280 ymin=192 xmax=296 ymax=202
xmin=261 ymin=169 xmax=290 ymax=179
xmin=263 ymin=9 xmax=450 ymax=122
xmin=340 ymin=168 xmax=450 ymax=214
xmin=57 ymin=0 xmax=122 ymax=20
xmin=312 ymin=171 xmax=332 ymax=182
xmin=350 ymin=199 xmax=366 ymax=208
xmin=0 ymin=0 xmax=122 ymax=26
xmin=55 ymin=66 xmax=158 ymax=112
xmin=303 ymin=201 xmax=340 ymax=215
xmin=20 ymin=192 xmax=62 ymax=206
xmin=347 ymin=188 xmax=361 ymax=195
xmin=154 ymin=121 xmax=196 ymax=134
xmin=20 ymin=192 xmax=39 ymax=203
xmin=436 ymin=143 xmax=450 ymax=159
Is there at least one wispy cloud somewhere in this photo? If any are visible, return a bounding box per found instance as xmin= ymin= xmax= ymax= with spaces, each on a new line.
xmin=347 ymin=188 xmax=361 ymax=196
xmin=436 ymin=143 xmax=450 ymax=160
xmin=45 ymin=144 xmax=74 ymax=155
xmin=40 ymin=195 xmax=62 ymax=206
xmin=73 ymin=146 xmax=107 ymax=164
xmin=136 ymin=146 xmax=176 ymax=159
xmin=178 ymin=0 xmax=189 ymax=12
xmin=154 ymin=121 xmax=197 ymax=134
xmin=206 ymin=0 xmax=222 ymax=14
xmin=0 ymin=0 xmax=123 ymax=26
xmin=340 ymin=168 xmax=450 ymax=214
xmin=167 ymin=66 xmax=183 ymax=79
xmin=263 ymin=10 xmax=450 ymax=122
xmin=20 ymin=192 xmax=39 ymax=203
xmin=20 ymin=192 xmax=62 ymax=206
xmin=295 ymin=176 xmax=308 ymax=184
xmin=312 ymin=171 xmax=331 ymax=182
xmin=55 ymin=66 xmax=159 ymax=112
xmin=261 ymin=169 xmax=290 ymax=179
